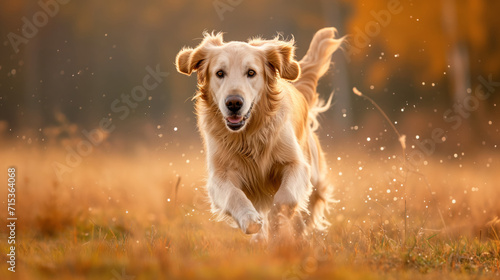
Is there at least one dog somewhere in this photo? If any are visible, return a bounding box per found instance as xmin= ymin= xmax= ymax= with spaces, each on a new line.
xmin=175 ymin=28 xmax=343 ymax=242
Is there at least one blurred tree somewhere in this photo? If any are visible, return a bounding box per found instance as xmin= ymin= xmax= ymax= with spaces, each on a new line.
xmin=345 ymin=0 xmax=500 ymax=96
xmin=344 ymin=0 xmax=500 ymax=145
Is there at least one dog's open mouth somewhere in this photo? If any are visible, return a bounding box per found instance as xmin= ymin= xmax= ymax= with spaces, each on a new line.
xmin=225 ymin=104 xmax=253 ymax=131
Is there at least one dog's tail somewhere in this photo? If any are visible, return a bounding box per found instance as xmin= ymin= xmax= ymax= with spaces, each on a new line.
xmin=294 ymin=27 xmax=343 ymax=109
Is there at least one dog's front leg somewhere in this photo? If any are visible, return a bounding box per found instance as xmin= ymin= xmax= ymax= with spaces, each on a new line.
xmin=207 ymin=175 xmax=263 ymax=234
xmin=272 ymin=162 xmax=311 ymax=217
xmin=269 ymin=161 xmax=311 ymax=243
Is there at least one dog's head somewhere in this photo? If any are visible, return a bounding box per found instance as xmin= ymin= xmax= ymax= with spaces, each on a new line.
xmin=176 ymin=32 xmax=300 ymax=132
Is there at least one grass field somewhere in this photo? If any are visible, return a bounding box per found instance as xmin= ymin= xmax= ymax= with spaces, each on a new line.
xmin=1 ymin=142 xmax=499 ymax=279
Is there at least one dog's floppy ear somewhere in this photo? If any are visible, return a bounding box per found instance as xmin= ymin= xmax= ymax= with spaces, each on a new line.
xmin=175 ymin=32 xmax=224 ymax=76
xmin=175 ymin=47 xmax=207 ymax=76
xmin=176 ymin=48 xmax=195 ymax=75
xmin=256 ymin=38 xmax=300 ymax=81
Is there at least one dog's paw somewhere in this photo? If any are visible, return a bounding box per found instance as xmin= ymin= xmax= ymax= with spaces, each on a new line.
xmin=239 ymin=211 xmax=263 ymax=234
xmin=273 ymin=188 xmax=301 ymax=215
xmin=271 ymin=194 xmax=298 ymax=219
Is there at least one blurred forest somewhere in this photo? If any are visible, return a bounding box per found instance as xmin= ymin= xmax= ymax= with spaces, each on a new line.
xmin=0 ymin=0 xmax=499 ymax=155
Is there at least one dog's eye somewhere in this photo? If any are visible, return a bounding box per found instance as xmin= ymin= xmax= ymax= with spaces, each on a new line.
xmin=247 ymin=69 xmax=256 ymax=78
xmin=216 ymin=70 xmax=224 ymax=78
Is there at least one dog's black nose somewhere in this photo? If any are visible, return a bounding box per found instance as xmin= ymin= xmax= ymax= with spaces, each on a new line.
xmin=225 ymin=95 xmax=244 ymax=113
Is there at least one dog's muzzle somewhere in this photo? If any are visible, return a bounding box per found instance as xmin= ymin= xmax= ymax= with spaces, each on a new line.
xmin=226 ymin=103 xmax=253 ymax=131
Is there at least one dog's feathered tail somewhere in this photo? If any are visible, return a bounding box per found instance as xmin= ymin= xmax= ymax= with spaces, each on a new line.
xmin=295 ymin=28 xmax=343 ymax=232
xmin=294 ymin=27 xmax=344 ymax=110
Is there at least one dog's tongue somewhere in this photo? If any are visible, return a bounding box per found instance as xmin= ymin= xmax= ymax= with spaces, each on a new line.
xmin=227 ymin=116 xmax=243 ymax=124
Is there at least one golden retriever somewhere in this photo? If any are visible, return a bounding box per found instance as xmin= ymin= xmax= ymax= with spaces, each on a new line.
xmin=175 ymin=28 xmax=343 ymax=242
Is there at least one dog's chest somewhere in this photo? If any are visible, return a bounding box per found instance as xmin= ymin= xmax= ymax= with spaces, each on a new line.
xmin=235 ymin=151 xmax=284 ymax=201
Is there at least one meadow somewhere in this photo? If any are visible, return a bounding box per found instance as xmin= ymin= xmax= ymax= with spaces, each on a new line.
xmin=0 ymin=139 xmax=499 ymax=280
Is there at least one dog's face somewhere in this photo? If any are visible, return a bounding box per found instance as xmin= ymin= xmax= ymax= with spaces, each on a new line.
xmin=176 ymin=32 xmax=300 ymax=132
xmin=208 ymin=42 xmax=264 ymax=131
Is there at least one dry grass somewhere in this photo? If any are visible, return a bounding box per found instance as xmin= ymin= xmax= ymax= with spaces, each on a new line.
xmin=0 ymin=142 xmax=499 ymax=280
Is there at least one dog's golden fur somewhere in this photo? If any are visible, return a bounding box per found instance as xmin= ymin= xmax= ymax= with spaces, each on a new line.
xmin=176 ymin=28 xmax=343 ymax=241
